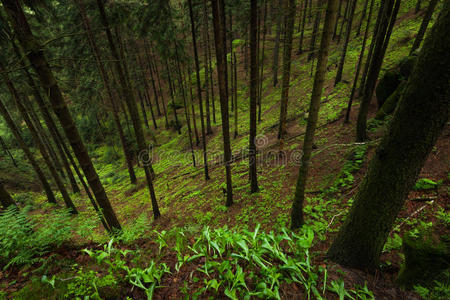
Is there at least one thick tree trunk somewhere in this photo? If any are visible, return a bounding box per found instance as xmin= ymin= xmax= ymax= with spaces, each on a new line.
xmin=356 ymin=0 xmax=400 ymax=142
xmin=344 ymin=0 xmax=375 ymax=123
xmin=272 ymin=0 xmax=283 ymax=87
xmin=249 ymin=0 xmax=260 ymax=194
xmin=328 ymin=2 xmax=450 ymax=270
xmin=334 ymin=0 xmax=356 ymax=85
xmin=290 ymin=0 xmax=338 ymax=229
xmin=211 ymin=0 xmax=233 ymax=206
xmin=410 ymin=0 xmax=439 ymax=55
xmin=278 ymin=0 xmax=297 ymax=142
xmin=0 ymin=183 xmax=15 ymax=209
xmin=189 ymin=0 xmax=210 ymax=180
xmin=96 ymin=0 xmax=160 ymax=220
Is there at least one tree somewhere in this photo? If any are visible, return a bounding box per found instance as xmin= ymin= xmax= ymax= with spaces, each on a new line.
xmin=344 ymin=0 xmax=375 ymax=123
xmin=75 ymin=0 xmax=137 ymax=185
xmin=328 ymin=1 xmax=450 ymax=270
xmin=272 ymin=0 xmax=283 ymax=87
xmin=297 ymin=0 xmax=308 ymax=54
xmin=0 ymin=136 xmax=17 ymax=168
xmin=0 ymin=61 xmax=78 ymax=214
xmin=249 ymin=0 xmax=260 ymax=194
xmin=334 ymin=0 xmax=356 ymax=86
xmin=355 ymin=0 xmax=370 ymax=36
xmin=290 ymin=0 xmax=339 ymax=229
xmin=211 ymin=0 xmax=233 ymax=206
xmin=409 ymin=0 xmax=439 ymax=55
xmin=2 ymin=0 xmax=121 ymax=231
xmin=189 ymin=0 xmax=210 ymax=181
xmin=0 ymin=182 xmax=15 ymax=209
xmin=356 ymin=0 xmax=400 ymax=141
xmin=96 ymin=0 xmax=160 ymax=220
xmin=278 ymin=0 xmax=297 ymax=142
xmin=308 ymin=1 xmax=323 ymax=61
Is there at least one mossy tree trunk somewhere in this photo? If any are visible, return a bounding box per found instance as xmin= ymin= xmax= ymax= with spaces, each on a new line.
xmin=328 ymin=1 xmax=450 ymax=271
xmin=291 ymin=0 xmax=338 ymax=229
xmin=211 ymin=0 xmax=233 ymax=206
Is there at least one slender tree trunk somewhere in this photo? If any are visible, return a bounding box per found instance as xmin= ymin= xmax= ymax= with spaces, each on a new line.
xmin=189 ymin=0 xmax=210 ymax=180
xmin=138 ymin=90 xmax=150 ymax=129
xmin=95 ymin=0 xmax=160 ymax=220
xmin=415 ymin=0 xmax=422 ymax=13
xmin=345 ymin=0 xmax=375 ymax=123
xmin=278 ymin=0 xmax=297 ymax=141
xmin=75 ymin=0 xmax=137 ymax=185
xmin=356 ymin=0 xmax=370 ymax=36
xmin=234 ymin=52 xmax=238 ymax=138
xmin=187 ymin=65 xmax=201 ymax=146
xmin=211 ymin=0 xmax=233 ymax=206
xmin=258 ymin=0 xmax=268 ymax=122
xmin=0 ymin=183 xmax=15 ymax=209
xmin=410 ymin=0 xmax=439 ymax=55
xmin=151 ymin=50 xmax=170 ymax=129
xmin=297 ymin=0 xmax=309 ymax=54
xmin=290 ymin=0 xmax=338 ymax=229
xmin=308 ymin=5 xmax=322 ymax=61
xmin=203 ymin=0 xmax=213 ymax=135
xmin=206 ymin=21 xmax=217 ymax=124
xmin=272 ymin=0 xmax=283 ymax=87
xmin=143 ymin=42 xmax=162 ymax=116
xmin=356 ymin=0 xmax=400 ymax=142
xmin=144 ymin=88 xmax=158 ymax=130
xmin=165 ymin=59 xmax=181 ymax=134
xmin=0 ymin=98 xmax=56 ymax=204
xmin=0 ymin=61 xmax=77 ymax=213
xmin=0 ymin=136 xmax=17 ymax=167
xmin=337 ymin=0 xmax=350 ymax=44
xmin=249 ymin=0 xmax=260 ymax=194
xmin=181 ymin=66 xmax=197 ymax=167
xmin=328 ymin=3 xmax=450 ymax=270
xmin=334 ymin=0 xmax=356 ymax=85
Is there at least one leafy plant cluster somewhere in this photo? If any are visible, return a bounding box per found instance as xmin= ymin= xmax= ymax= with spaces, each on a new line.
xmin=0 ymin=206 xmax=72 ymax=269
xmin=56 ymin=225 xmax=374 ymax=300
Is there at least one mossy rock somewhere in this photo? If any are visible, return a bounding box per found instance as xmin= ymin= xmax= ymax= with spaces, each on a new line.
xmin=376 ymin=70 xmax=401 ymax=108
xmin=396 ymin=233 xmax=450 ymax=289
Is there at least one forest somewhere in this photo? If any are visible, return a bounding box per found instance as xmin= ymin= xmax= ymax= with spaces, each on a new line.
xmin=0 ymin=0 xmax=448 ymax=298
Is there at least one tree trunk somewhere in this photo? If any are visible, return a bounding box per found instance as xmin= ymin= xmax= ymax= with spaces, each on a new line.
xmin=234 ymin=51 xmax=238 ymax=138
xmin=356 ymin=0 xmax=370 ymax=36
xmin=138 ymin=90 xmax=150 ymax=129
xmin=356 ymin=0 xmax=400 ymax=142
xmin=75 ymin=0 xmax=137 ymax=185
xmin=0 ymin=98 xmax=56 ymax=204
xmin=189 ymin=0 xmax=210 ymax=180
xmin=258 ymin=0 xmax=268 ymax=122
xmin=165 ymin=59 xmax=181 ymax=134
xmin=272 ymin=0 xmax=283 ymax=87
xmin=95 ymin=0 xmax=160 ymax=220
xmin=337 ymin=0 xmax=350 ymax=44
xmin=0 ymin=61 xmax=77 ymax=214
xmin=334 ymin=0 xmax=356 ymax=85
xmin=187 ymin=64 xmax=201 ymax=146
xmin=181 ymin=66 xmax=197 ymax=167
xmin=415 ymin=0 xmax=422 ymax=13
xmin=290 ymin=0 xmax=338 ymax=229
xmin=410 ymin=0 xmax=439 ymax=55
xmin=278 ymin=0 xmax=297 ymax=141
xmin=143 ymin=42 xmax=162 ymax=116
xmin=249 ymin=0 xmax=261 ymax=194
xmin=0 ymin=183 xmax=15 ymax=209
xmin=0 ymin=136 xmax=17 ymax=168
xmin=211 ymin=0 xmax=233 ymax=206
xmin=345 ymin=0 xmax=375 ymax=123
xmin=308 ymin=5 xmax=322 ymax=61
xmin=333 ymin=0 xmax=343 ymax=40
xmin=297 ymin=0 xmax=309 ymax=54
xmin=151 ymin=49 xmax=170 ymax=129
xmin=328 ymin=2 xmax=450 ymax=271
xmin=206 ymin=22 xmax=217 ymax=124
xmin=203 ymin=0 xmax=213 ymax=135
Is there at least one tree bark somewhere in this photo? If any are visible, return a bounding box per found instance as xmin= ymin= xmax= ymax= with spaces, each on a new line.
xmin=328 ymin=2 xmax=450 ymax=270
xmin=211 ymin=0 xmax=233 ymax=206
xmin=0 ymin=136 xmax=17 ymax=168
xmin=203 ymin=0 xmax=213 ymax=135
xmin=290 ymin=0 xmax=338 ymax=229
xmin=258 ymin=0 xmax=268 ymax=122
xmin=297 ymin=0 xmax=309 ymax=54
xmin=272 ymin=0 xmax=283 ymax=87
xmin=356 ymin=0 xmax=370 ymax=36
xmin=308 ymin=4 xmax=322 ymax=61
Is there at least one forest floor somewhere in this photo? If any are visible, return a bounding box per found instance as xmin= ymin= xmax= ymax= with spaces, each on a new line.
xmin=1 ymin=2 xmax=449 ymax=299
